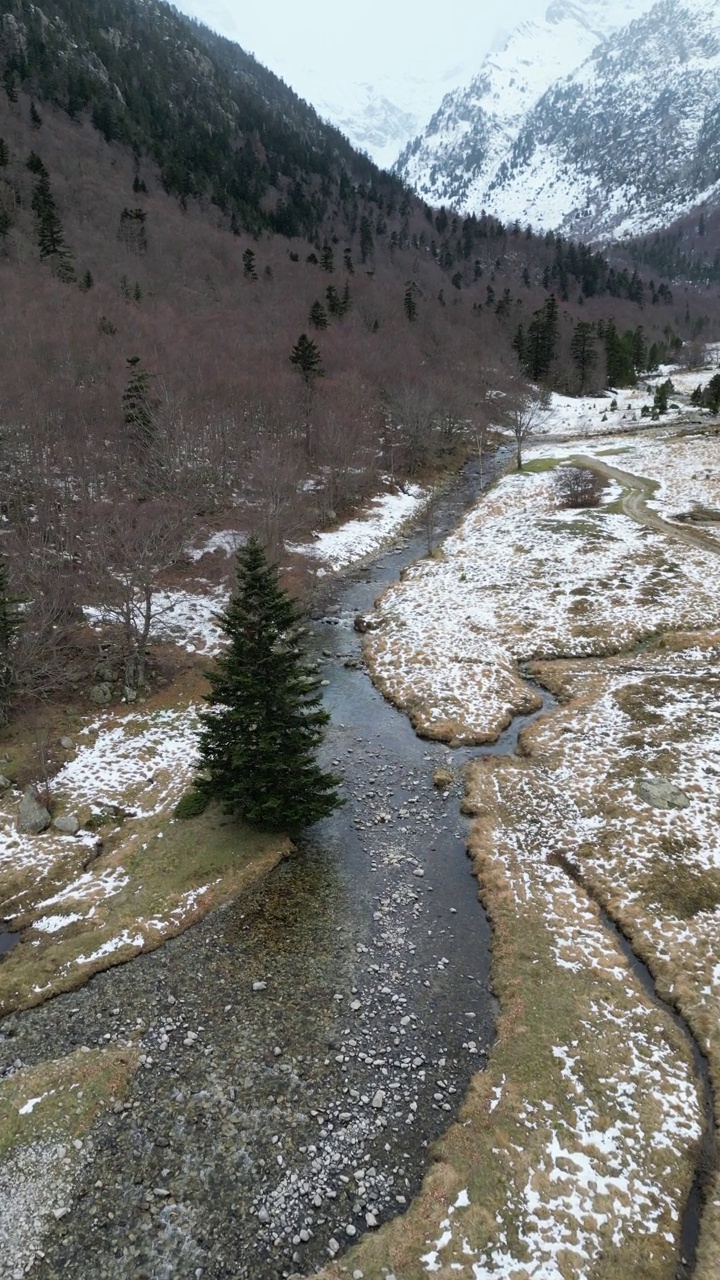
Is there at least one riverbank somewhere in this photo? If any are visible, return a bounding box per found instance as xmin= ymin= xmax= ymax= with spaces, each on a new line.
xmin=338 ymin=395 xmax=720 ymax=1277
xmin=0 ymin=454 xmax=502 ymax=1278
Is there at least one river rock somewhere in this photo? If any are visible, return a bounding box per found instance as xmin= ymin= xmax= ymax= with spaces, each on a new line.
xmin=353 ymin=613 xmax=382 ymax=633
xmin=432 ymin=766 xmax=454 ymax=789
xmin=89 ymin=682 xmax=112 ymax=705
xmin=371 ymin=1090 xmax=385 ymax=1109
xmin=59 ymin=736 xmax=74 ymax=750
xmin=17 ymin=786 xmax=52 ymax=834
xmin=636 ymin=777 xmax=690 ymax=810
xmin=53 ymin=813 xmax=81 ymax=835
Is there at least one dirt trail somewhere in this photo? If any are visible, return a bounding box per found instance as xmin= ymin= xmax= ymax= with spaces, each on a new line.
xmin=572 ymin=453 xmax=720 ymax=556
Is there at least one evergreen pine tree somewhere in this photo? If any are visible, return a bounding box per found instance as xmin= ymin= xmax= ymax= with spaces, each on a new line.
xmin=0 ymin=138 xmax=8 ymax=168
xmin=359 ymin=215 xmax=374 ymax=263
xmin=309 ymin=300 xmax=328 ymax=330
xmin=242 ymin=247 xmax=257 ymax=279
xmin=343 ymin=247 xmax=354 ymax=274
xmin=325 ymin=284 xmax=341 ymax=317
xmin=30 ymin=100 xmax=42 ymax=130
xmin=122 ymin=356 xmax=155 ymax=447
xmin=320 ymin=243 xmax=334 ymax=272
xmin=403 ymin=282 xmax=418 ymax=322
xmin=569 ymin=321 xmax=598 ymax=394
xmin=195 ymin=537 xmax=342 ymax=830
xmin=289 ymin=334 xmax=324 ymax=386
xmin=3 ymin=70 xmax=18 ymax=104
xmin=31 ymin=169 xmax=74 ymax=276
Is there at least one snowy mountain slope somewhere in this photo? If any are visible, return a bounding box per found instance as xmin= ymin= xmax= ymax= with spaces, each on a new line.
xmin=394 ymin=0 xmax=656 ymax=211
xmin=484 ymin=0 xmax=720 ymax=239
xmin=269 ymin=64 xmax=477 ymax=171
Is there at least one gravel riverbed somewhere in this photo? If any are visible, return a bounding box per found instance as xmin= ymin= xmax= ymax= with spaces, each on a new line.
xmin=0 ymin=457 xmax=509 ymax=1280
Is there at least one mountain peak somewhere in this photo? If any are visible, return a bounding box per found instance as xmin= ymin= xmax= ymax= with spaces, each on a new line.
xmin=394 ymin=0 xmax=720 ymax=240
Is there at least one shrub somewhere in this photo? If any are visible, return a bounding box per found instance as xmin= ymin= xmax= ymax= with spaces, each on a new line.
xmin=553 ymin=465 xmax=605 ymax=509
xmin=174 ymin=789 xmax=210 ymax=820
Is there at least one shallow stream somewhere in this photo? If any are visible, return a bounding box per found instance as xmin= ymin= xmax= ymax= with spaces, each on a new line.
xmin=0 ymin=447 xmax=713 ymax=1279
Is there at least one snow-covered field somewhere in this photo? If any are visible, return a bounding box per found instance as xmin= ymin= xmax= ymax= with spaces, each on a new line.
xmin=289 ymin=482 xmax=427 ymax=573
xmin=365 ymin=467 xmax=719 ymax=742
xmin=351 ymin=412 xmax=720 ymax=1279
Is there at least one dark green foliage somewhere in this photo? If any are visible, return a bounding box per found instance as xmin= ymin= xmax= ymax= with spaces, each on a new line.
xmin=122 ymin=355 xmax=155 ymax=446
xmin=309 ymin=300 xmax=328 ymax=330
xmin=522 ymin=295 xmax=558 ymax=383
xmin=601 ymin=319 xmax=637 ymax=387
xmin=320 ymin=243 xmax=334 ymax=272
xmin=0 ymin=138 xmax=9 ymax=168
xmin=289 ymin=333 xmax=324 ymax=385
xmin=0 ymin=556 xmax=22 ymax=722
xmin=690 ymin=373 xmax=720 ymax=413
xmin=570 ymin=321 xmax=598 ymax=393
xmin=403 ymin=282 xmax=418 ymax=322
xmin=133 ymin=173 xmax=147 ymax=194
xmin=173 ymin=788 xmax=210 ymax=819
xmin=242 ymin=247 xmax=257 ymax=279
xmin=2 ymin=0 xmax=403 ymax=237
xmin=26 ymin=150 xmax=46 ymax=176
xmin=343 ymin=247 xmax=354 ymax=274
xmin=29 ymin=100 xmax=42 ymax=129
xmin=653 ymin=379 xmax=674 ymax=415
xmin=3 ymin=69 xmax=18 ymax=103
xmin=80 ymin=269 xmax=94 ymax=290
xmin=31 ymin=168 xmax=75 ymax=276
xmin=195 ymin=537 xmax=342 ymax=831
xmin=359 ymin=215 xmax=373 ymax=262
xmin=0 ymin=208 xmax=11 ymax=239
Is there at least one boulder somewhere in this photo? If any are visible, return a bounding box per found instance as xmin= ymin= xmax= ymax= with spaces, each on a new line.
xmin=433 ymin=766 xmax=454 ymax=789
xmin=88 ymin=682 xmax=112 ymax=705
xmin=353 ymin=613 xmax=383 ymax=633
xmin=53 ymin=814 xmax=81 ymax=835
xmin=636 ymin=777 xmax=690 ymax=810
xmin=59 ymin=736 xmax=74 ymax=750
xmin=17 ymin=787 xmax=52 ymax=834
xmin=0 ymin=774 xmax=12 ymax=791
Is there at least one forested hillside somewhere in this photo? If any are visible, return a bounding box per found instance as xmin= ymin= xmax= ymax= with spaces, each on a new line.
xmin=0 ymin=0 xmax=716 ymax=717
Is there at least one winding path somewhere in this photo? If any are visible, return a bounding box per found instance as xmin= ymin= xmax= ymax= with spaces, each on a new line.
xmin=572 ymin=452 xmax=720 ymax=556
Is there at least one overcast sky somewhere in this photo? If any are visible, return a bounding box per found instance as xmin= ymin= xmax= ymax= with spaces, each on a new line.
xmin=175 ymin=0 xmax=547 ymax=88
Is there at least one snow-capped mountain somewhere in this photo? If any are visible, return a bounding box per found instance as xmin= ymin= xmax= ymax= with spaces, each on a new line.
xmin=483 ymin=0 xmax=720 ymax=240
xmin=395 ymin=0 xmax=656 ymax=213
xmin=270 ymin=64 xmax=478 ymax=171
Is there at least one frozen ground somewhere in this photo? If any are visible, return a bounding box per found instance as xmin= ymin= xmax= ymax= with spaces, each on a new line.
xmin=289 ymin=482 xmax=427 ymax=572
xmin=365 ymin=466 xmax=719 ymax=742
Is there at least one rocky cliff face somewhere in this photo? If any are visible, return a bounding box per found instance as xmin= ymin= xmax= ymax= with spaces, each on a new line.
xmin=395 ymin=0 xmax=720 ymax=241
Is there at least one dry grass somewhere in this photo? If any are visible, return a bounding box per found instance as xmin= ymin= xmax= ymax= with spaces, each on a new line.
xmin=0 ymin=671 xmax=291 ymax=1017
xmin=310 ymin=756 xmax=701 ymax=1280
xmin=0 ymin=802 xmax=290 ymax=1016
xmin=0 ymin=1044 xmax=139 ymax=1162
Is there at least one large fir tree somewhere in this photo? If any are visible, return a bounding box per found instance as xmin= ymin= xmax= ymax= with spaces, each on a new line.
xmin=195 ymin=538 xmax=342 ymax=831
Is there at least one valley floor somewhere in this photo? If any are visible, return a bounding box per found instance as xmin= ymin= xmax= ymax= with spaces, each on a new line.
xmin=323 ymin=375 xmax=720 ymax=1278
xmin=1 ymin=364 xmax=719 ymax=1279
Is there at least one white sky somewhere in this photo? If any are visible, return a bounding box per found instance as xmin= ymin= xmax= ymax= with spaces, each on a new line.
xmin=175 ymin=0 xmax=547 ymax=87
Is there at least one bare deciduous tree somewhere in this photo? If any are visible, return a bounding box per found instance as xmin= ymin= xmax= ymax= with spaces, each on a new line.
xmin=505 ymin=390 xmax=549 ymax=471
xmin=83 ymin=499 xmax=191 ymax=692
